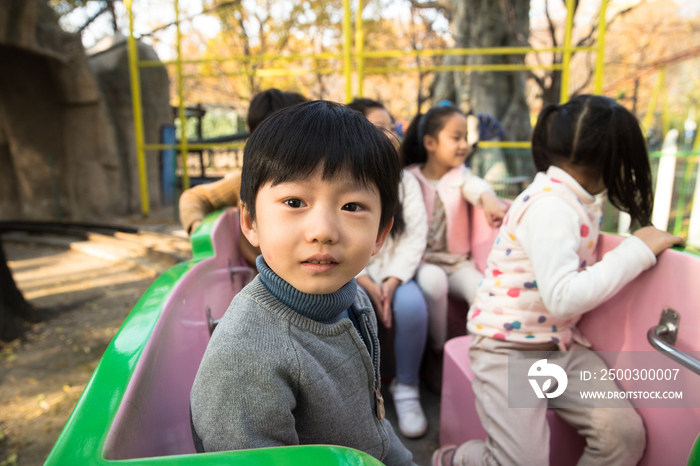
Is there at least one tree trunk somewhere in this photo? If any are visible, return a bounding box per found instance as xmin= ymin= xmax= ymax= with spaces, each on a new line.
xmin=0 ymin=240 xmax=39 ymax=341
xmin=541 ymin=72 xmax=561 ymax=108
xmin=431 ymin=0 xmax=535 ymax=179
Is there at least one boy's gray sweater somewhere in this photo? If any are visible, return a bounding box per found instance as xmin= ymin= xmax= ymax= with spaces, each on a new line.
xmin=189 ymin=273 xmax=414 ymax=466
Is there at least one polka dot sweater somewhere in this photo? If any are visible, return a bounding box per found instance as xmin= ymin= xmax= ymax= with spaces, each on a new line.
xmin=467 ymin=166 xmax=656 ymax=350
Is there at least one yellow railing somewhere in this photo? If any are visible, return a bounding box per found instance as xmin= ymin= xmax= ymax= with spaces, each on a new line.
xmin=174 ymin=0 xmax=190 ymax=194
xmin=143 ymin=143 xmax=246 ymax=151
xmin=125 ymin=0 xmax=609 ymax=214
xmin=479 ymin=141 xmax=533 ymax=150
xmin=593 ymin=0 xmax=608 ymax=94
xmin=124 ymin=0 xmax=149 ymax=215
xmin=560 ymin=0 xmax=575 ymax=104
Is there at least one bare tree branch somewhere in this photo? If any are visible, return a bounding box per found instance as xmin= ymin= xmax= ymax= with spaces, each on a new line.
xmin=544 ymin=0 xmax=558 ymax=48
xmin=498 ymin=0 xmax=518 ymax=39
xmin=572 ymin=54 xmax=595 ymax=96
xmin=409 ymin=0 xmax=450 ymax=11
xmin=77 ymin=1 xmax=110 ymax=33
xmin=234 ymin=12 xmax=251 ymax=57
xmin=575 ymin=6 xmax=634 ymax=48
xmin=139 ymin=1 xmax=241 ymax=38
xmin=604 ymin=45 xmax=700 ymax=93
xmin=559 ymin=0 xmax=580 ymax=13
xmin=527 ymin=70 xmax=546 ymax=91
xmin=254 ymin=10 xmax=268 ymax=54
xmin=410 ymin=7 xmax=425 ymax=108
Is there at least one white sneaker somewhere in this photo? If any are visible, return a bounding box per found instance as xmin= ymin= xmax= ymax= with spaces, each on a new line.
xmin=389 ymin=379 xmax=428 ymax=438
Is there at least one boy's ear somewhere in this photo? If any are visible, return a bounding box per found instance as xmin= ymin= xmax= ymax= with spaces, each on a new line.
xmin=372 ymin=217 xmax=394 ymax=256
xmin=239 ymin=204 xmax=260 ymax=247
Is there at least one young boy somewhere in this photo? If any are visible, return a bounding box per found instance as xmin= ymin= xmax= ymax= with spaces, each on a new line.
xmin=189 ymin=101 xmax=416 ymax=466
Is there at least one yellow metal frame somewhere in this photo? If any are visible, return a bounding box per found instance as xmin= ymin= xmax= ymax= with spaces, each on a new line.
xmin=593 ymin=0 xmax=608 ymax=94
xmin=124 ymin=0 xmax=149 ymax=215
xmin=175 ymin=0 xmax=190 ymax=192
xmin=125 ymin=0 xmax=608 ymax=214
xmin=560 ymin=0 xmax=575 ymax=104
xmin=642 ymin=68 xmax=666 ymax=136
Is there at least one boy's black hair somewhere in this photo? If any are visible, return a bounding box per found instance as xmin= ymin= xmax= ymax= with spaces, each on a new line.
xmin=240 ymin=100 xmax=400 ymax=231
xmin=400 ymin=105 xmax=464 ymax=167
xmin=346 ymin=98 xmax=406 ymax=240
xmin=532 ymin=94 xmax=653 ymax=226
xmin=247 ymin=89 xmax=307 ymax=133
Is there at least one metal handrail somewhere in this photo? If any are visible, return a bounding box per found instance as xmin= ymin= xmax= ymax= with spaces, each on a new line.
xmin=229 ymin=265 xmax=255 ymax=289
xmin=206 ymin=263 xmax=255 ymax=335
xmin=647 ymin=308 xmax=700 ymax=376
xmin=205 ymin=306 xmax=218 ymax=336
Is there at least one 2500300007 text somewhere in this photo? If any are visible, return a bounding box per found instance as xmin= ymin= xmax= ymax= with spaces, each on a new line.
xmin=580 ymin=369 xmax=680 ymax=381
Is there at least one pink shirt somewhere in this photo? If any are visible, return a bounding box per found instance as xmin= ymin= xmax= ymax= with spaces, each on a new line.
xmin=406 ymin=164 xmax=494 ymax=257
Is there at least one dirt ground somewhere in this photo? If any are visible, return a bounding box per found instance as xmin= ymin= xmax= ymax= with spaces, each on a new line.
xmin=0 ymin=209 xmax=189 ymax=466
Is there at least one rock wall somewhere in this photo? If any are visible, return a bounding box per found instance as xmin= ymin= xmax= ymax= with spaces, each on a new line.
xmin=88 ymin=35 xmax=172 ymax=214
xmin=0 ymin=0 xmax=171 ymax=221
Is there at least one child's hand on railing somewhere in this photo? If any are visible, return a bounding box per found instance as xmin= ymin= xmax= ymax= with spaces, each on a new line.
xmin=633 ymin=226 xmax=685 ymax=256
xmin=480 ymin=191 xmax=508 ymax=228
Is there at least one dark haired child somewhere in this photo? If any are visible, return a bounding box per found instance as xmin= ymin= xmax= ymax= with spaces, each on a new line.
xmin=432 ymin=95 xmax=684 ymax=466
xmin=400 ymin=106 xmax=507 ymax=353
xmin=348 ymin=98 xmax=430 ymax=438
xmin=178 ymin=88 xmax=307 ymax=268
xmin=348 ymin=98 xmax=400 ymax=144
xmin=247 ymin=88 xmax=307 ymax=134
xmin=190 ymin=101 xmax=416 ymax=466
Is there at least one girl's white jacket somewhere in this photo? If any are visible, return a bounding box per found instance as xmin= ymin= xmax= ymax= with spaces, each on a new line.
xmin=357 ymin=170 xmax=428 ymax=285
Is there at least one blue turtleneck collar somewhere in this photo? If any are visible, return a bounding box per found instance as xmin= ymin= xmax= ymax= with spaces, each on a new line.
xmin=256 ymin=256 xmax=357 ymax=323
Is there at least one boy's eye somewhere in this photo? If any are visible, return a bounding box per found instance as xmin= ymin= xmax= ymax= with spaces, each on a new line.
xmin=342 ymin=203 xmax=364 ymax=212
xmin=283 ymin=198 xmax=305 ymax=208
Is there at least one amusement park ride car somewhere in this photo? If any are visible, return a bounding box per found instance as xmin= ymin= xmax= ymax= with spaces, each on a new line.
xmin=45 ymin=207 xmax=700 ymax=466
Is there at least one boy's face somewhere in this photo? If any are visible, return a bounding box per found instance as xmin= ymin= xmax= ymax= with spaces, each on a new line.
xmin=241 ymin=166 xmax=392 ymax=295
